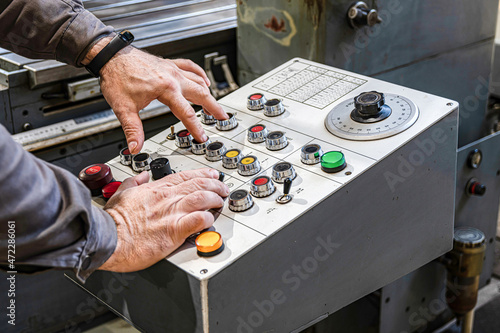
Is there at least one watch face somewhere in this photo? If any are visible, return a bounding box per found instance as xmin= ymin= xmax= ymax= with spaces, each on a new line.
xmin=120 ymin=30 xmax=134 ymax=43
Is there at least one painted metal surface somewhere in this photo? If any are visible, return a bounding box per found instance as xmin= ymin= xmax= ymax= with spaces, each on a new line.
xmin=380 ymin=131 xmax=500 ymax=333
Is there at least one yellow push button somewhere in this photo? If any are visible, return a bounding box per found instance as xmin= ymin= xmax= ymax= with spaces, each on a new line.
xmin=195 ymin=231 xmax=224 ymax=257
xmin=241 ymin=156 xmax=255 ymax=165
xmin=225 ymin=150 xmax=240 ymax=158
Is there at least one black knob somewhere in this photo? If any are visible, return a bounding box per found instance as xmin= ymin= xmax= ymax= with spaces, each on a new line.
xmin=347 ymin=2 xmax=382 ymax=28
xmin=218 ymin=171 xmax=225 ymax=182
xmin=469 ymin=182 xmax=486 ymax=196
xmin=467 ymin=180 xmax=486 ymax=196
xmin=354 ymin=91 xmax=385 ymax=116
xmin=351 ymin=91 xmax=392 ymax=123
xmin=276 ymin=177 xmax=293 ymax=204
xmin=150 ymin=158 xmax=173 ymax=180
xmin=283 ymin=178 xmax=292 ymax=195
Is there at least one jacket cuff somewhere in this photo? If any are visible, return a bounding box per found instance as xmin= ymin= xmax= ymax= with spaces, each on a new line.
xmin=75 ymin=205 xmax=117 ymax=283
xmin=57 ymin=8 xmax=114 ymax=67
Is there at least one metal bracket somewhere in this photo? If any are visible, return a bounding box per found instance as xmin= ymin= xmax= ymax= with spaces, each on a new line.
xmin=204 ymin=52 xmax=239 ymax=99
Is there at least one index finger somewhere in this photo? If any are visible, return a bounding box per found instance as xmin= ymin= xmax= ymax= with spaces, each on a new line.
xmin=159 ymin=92 xmax=207 ymax=142
xmin=172 ymin=59 xmax=211 ymax=86
xmin=177 ymin=78 xmax=228 ymax=121
xmin=193 ymin=91 xmax=228 ymax=121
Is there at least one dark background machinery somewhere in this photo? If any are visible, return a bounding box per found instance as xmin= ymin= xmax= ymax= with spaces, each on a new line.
xmin=1 ymin=0 xmax=500 ymax=332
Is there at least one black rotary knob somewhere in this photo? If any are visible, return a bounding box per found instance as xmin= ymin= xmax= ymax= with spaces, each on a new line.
xmin=351 ymin=91 xmax=391 ymax=123
xmin=150 ymin=158 xmax=173 ymax=180
xmin=466 ymin=178 xmax=487 ymax=196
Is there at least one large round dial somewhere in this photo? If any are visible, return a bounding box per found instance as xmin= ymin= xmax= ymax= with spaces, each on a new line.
xmin=325 ymin=93 xmax=419 ymax=141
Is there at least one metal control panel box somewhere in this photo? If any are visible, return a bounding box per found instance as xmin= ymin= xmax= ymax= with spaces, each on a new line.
xmin=70 ymin=58 xmax=459 ymax=332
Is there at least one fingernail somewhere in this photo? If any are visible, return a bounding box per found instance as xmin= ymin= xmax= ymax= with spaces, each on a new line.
xmin=128 ymin=141 xmax=137 ymax=154
xmin=202 ymin=134 xmax=208 ymax=142
xmin=211 ymin=169 xmax=219 ymax=178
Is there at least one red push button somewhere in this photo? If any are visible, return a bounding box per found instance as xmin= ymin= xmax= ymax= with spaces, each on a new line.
xmin=102 ymin=181 xmax=122 ymax=200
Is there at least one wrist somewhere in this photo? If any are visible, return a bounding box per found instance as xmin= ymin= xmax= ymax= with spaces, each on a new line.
xmin=81 ymin=36 xmax=113 ymax=66
xmin=99 ymin=208 xmax=127 ymax=271
xmin=84 ymin=31 xmax=135 ymax=77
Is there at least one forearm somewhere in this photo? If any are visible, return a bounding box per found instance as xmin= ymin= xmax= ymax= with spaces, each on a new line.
xmin=0 ymin=124 xmax=117 ymax=282
xmin=0 ymin=0 xmax=113 ymax=66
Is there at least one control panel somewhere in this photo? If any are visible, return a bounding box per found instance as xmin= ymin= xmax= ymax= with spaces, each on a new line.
xmin=81 ymin=58 xmax=458 ymax=332
xmin=90 ymin=58 xmax=455 ymax=279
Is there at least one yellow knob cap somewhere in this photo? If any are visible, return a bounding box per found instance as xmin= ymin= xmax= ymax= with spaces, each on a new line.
xmin=241 ymin=157 xmax=255 ymax=165
xmin=195 ymin=231 xmax=224 ymax=257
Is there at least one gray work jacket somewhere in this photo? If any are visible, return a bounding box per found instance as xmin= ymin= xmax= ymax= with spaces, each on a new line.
xmin=0 ymin=0 xmax=117 ymax=282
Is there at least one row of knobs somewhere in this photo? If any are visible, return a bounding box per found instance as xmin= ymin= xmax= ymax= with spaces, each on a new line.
xmin=199 ymin=92 xmax=284 ymax=127
xmin=199 ymin=111 xmax=238 ymax=130
xmin=246 ymin=93 xmax=286 ymax=116
xmin=226 ymin=145 xmax=348 ymax=212
xmin=117 ymin=138 xmax=324 ymax=181
xmin=175 ymin=122 xmax=289 ymax=153
xmin=228 ymin=165 xmax=295 ymax=212
xmin=119 ymin=148 xmax=173 ymax=180
xmin=79 ymin=149 xmax=175 ymax=199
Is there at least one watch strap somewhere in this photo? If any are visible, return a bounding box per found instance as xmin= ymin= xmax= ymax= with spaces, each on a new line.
xmin=85 ymin=30 xmax=134 ymax=78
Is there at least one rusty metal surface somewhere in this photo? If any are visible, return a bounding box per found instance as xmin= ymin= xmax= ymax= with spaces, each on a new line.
xmin=237 ymin=0 xmax=499 ymax=147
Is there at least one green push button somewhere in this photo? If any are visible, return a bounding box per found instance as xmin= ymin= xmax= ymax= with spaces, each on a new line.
xmin=321 ymin=151 xmax=347 ymax=173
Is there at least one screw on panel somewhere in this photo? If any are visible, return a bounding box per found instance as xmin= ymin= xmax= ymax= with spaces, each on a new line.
xmin=200 ymin=269 xmax=208 ymax=274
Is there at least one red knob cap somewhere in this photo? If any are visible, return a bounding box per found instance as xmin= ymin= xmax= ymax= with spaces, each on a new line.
xmin=79 ymin=164 xmax=113 ymax=192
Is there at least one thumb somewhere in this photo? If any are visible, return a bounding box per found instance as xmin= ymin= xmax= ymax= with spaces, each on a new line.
xmin=116 ymin=171 xmax=150 ymax=194
xmin=116 ymin=110 xmax=145 ymax=154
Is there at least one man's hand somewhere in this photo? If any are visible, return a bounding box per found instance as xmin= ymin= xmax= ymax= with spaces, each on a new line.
xmin=83 ymin=37 xmax=228 ymax=153
xmin=99 ymin=168 xmax=229 ymax=272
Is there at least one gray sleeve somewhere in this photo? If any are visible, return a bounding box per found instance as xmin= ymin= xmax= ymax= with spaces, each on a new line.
xmin=0 ymin=124 xmax=118 ymax=282
xmin=0 ymin=0 xmax=114 ymax=66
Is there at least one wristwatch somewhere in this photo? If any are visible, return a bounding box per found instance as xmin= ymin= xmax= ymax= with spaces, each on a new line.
xmin=85 ymin=30 xmax=134 ymax=78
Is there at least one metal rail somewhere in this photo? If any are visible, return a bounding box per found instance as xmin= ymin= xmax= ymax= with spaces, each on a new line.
xmin=0 ymin=0 xmax=236 ymax=87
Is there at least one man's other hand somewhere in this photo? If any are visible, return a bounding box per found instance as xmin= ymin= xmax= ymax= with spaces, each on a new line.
xmin=99 ymin=168 xmax=229 ymax=272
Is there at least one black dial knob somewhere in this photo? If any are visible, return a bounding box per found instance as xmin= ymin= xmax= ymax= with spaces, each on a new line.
xmin=467 ymin=178 xmax=487 ymax=196
xmin=351 ymin=91 xmax=391 ymax=123
xmin=150 ymin=158 xmax=173 ymax=180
